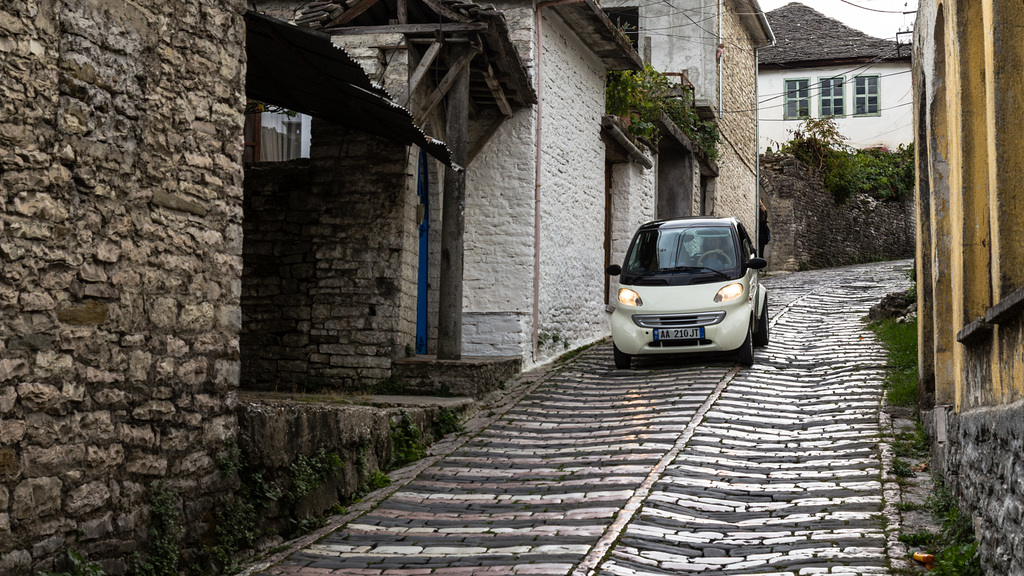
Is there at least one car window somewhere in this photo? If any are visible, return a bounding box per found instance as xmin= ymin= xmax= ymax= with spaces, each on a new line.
xmin=623 ymin=226 xmax=739 ymax=276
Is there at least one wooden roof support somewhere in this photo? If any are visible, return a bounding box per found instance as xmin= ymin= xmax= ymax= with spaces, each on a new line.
xmin=325 ymin=22 xmax=487 ymax=35
xmin=414 ymin=41 xmax=481 ymax=125
xmin=482 ymin=59 xmax=513 ymax=117
xmin=399 ymin=41 xmax=442 ymax=107
xmin=323 ymin=0 xmax=383 ymax=28
xmin=437 ymin=43 xmax=471 ymax=360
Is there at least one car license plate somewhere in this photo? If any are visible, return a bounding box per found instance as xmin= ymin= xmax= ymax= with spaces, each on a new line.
xmin=653 ymin=326 xmax=704 ymax=341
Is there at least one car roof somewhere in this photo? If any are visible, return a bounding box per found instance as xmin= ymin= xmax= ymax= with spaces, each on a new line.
xmin=637 ymin=216 xmax=740 ymax=231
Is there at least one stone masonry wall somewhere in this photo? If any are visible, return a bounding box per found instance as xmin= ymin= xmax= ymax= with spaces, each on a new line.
xmin=607 ymin=157 xmax=657 ymax=308
xmin=759 ymin=153 xmax=915 ymax=271
xmin=535 ymin=14 xmax=610 ymax=364
xmin=944 ymin=401 xmax=1024 ymax=575
xmin=1 ymin=1 xmax=246 ymax=573
xmin=241 ymin=122 xmax=416 ymax=391
xmin=713 ymin=1 xmax=759 ymax=234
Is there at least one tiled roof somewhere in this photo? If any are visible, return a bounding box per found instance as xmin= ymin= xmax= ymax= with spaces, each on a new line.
xmin=759 ymin=2 xmax=907 ymax=66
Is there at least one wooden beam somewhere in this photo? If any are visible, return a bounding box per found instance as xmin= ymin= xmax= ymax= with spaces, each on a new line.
xmin=437 ymin=44 xmax=471 ymax=360
xmin=397 ymin=0 xmax=407 ymax=24
xmin=324 ymin=22 xmax=487 ymax=35
xmin=323 ymin=0 xmax=382 ymax=28
xmin=398 ymin=41 xmax=441 ymax=107
xmin=414 ymin=44 xmax=480 ymax=125
xmin=482 ymin=60 xmax=513 ymax=117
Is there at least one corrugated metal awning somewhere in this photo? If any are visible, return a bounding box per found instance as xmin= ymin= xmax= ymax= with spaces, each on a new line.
xmin=244 ymin=10 xmax=457 ymax=169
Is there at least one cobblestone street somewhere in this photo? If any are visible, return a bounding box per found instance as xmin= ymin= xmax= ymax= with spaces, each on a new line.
xmin=248 ymin=260 xmax=913 ymax=576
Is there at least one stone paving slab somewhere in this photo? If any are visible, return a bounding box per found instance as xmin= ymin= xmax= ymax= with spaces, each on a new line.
xmin=246 ymin=260 xmax=913 ymax=576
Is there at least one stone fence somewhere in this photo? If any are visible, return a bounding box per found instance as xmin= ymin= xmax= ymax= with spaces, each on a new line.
xmin=759 ymin=153 xmax=915 ymax=272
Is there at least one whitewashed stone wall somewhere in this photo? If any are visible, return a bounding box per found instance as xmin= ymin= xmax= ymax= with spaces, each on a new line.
xmin=0 ymin=1 xmax=246 ymax=573
xmin=535 ymin=14 xmax=610 ymax=363
xmin=464 ymin=110 xmax=537 ymax=359
xmin=607 ymin=160 xmax=657 ymax=306
xmin=714 ymin=4 xmax=759 ymax=234
xmin=464 ymin=5 xmax=655 ymax=366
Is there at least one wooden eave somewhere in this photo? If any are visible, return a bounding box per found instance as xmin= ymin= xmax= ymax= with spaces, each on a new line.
xmin=759 ymin=54 xmax=911 ymax=70
xmin=547 ymin=0 xmax=643 ymax=71
xmin=655 ymin=113 xmax=717 ymax=176
xmin=303 ymin=0 xmax=535 ymax=115
xmin=244 ymin=10 xmax=456 ymax=167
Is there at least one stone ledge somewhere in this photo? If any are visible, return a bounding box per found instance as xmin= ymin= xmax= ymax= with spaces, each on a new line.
xmin=392 ymin=355 xmax=522 ymax=398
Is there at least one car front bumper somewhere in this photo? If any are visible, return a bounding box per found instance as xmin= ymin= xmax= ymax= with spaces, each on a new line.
xmin=609 ymin=284 xmax=753 ymax=356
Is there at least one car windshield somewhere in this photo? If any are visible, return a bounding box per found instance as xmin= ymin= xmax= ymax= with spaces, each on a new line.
xmin=623 ymin=225 xmax=739 ymax=277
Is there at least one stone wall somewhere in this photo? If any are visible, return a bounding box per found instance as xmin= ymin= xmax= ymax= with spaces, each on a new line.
xmin=607 ymin=157 xmax=657 ymax=307
xmin=943 ymin=401 xmax=1024 ymax=575
xmin=534 ymin=14 xmax=611 ymax=364
xmin=759 ymin=153 xmax=915 ymax=271
xmin=241 ymin=122 xmax=417 ymax=391
xmin=713 ymin=1 xmax=759 ymax=234
xmin=0 ymin=1 xmax=246 ymax=573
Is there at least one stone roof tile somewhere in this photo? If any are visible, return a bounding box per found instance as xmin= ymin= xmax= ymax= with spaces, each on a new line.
xmin=759 ymin=2 xmax=907 ymax=66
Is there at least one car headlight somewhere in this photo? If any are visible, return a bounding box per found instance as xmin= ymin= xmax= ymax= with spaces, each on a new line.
xmin=714 ymin=283 xmax=744 ymax=303
xmin=617 ymin=288 xmax=643 ymax=307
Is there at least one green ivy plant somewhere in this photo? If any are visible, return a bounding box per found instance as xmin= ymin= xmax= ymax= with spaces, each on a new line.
xmin=134 ymin=482 xmax=182 ymax=576
xmin=605 ymin=63 xmax=720 ymax=161
xmin=38 ymin=549 xmax=105 ymax=576
xmin=390 ymin=411 xmax=427 ymax=468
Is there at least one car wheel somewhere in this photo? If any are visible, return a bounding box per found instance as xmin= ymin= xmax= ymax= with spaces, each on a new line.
xmin=754 ymin=298 xmax=769 ymax=347
xmin=613 ymin=344 xmax=632 ymax=369
xmin=737 ymin=324 xmax=754 ymax=366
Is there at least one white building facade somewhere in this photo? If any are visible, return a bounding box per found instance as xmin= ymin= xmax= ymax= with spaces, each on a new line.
xmin=461 ymin=0 xmax=658 ymax=366
xmin=757 ymin=3 xmax=913 ymax=151
xmin=600 ymin=0 xmax=774 ymax=239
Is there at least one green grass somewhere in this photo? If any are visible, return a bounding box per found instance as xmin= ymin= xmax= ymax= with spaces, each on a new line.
xmin=869 ymin=317 xmax=918 ymax=407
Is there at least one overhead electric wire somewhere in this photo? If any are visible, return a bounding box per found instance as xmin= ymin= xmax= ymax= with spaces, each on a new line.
xmin=836 ymin=0 xmax=917 ymax=15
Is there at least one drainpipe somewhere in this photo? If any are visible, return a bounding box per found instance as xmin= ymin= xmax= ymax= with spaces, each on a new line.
xmin=532 ymin=0 xmax=584 ymax=362
xmin=718 ymin=0 xmax=723 ymax=119
xmin=755 ymin=45 xmax=761 ymax=251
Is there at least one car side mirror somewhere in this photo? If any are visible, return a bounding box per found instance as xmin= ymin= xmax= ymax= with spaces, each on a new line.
xmin=606 ymin=264 xmax=622 ymax=276
xmin=745 ymin=257 xmax=767 ymax=271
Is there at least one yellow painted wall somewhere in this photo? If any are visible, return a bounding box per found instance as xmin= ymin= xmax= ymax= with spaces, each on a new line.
xmin=916 ymin=0 xmax=1024 ymax=412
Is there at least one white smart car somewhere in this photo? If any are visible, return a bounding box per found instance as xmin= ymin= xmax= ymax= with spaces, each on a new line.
xmin=606 ymin=217 xmax=768 ymax=368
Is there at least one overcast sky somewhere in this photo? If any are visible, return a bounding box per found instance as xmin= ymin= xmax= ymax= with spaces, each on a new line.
xmin=756 ymin=0 xmax=919 ymax=42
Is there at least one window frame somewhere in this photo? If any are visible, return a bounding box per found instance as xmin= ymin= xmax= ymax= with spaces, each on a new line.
xmin=818 ymin=76 xmax=846 ymax=118
xmin=783 ymin=78 xmax=812 ymax=120
xmin=853 ymin=74 xmax=881 ymax=117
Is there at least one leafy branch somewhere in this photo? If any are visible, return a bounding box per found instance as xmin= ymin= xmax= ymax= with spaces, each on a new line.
xmin=605 ymin=63 xmax=720 ymax=161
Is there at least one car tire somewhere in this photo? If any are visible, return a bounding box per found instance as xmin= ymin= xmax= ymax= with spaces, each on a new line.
xmin=613 ymin=344 xmax=632 ymax=369
xmin=737 ymin=324 xmax=754 ymax=366
xmin=754 ymin=298 xmax=769 ymax=347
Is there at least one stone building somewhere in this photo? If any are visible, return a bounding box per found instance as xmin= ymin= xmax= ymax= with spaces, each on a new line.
xmin=914 ymin=1 xmax=1024 ymax=573
xmin=758 ymin=3 xmax=913 ymax=151
xmin=600 ymin=0 xmax=775 ymax=238
xmin=0 ymin=0 xmax=657 ymax=571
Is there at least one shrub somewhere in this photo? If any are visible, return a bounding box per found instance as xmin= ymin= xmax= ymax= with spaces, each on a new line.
xmin=779 ymin=117 xmax=915 ymax=202
xmin=606 ymin=63 xmax=719 ymax=160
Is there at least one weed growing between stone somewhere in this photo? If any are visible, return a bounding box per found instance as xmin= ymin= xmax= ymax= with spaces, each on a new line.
xmin=869 ymin=317 xmax=918 ymax=407
xmin=38 ymin=548 xmax=105 ymax=576
xmin=434 ymin=407 xmax=465 ymax=437
xmin=390 ymin=411 xmax=427 ymax=468
xmin=200 ymin=444 xmax=345 ymax=574
xmin=871 ymin=286 xmax=983 ymax=575
xmin=133 ymin=482 xmax=183 ymax=576
xmin=895 ymin=480 xmax=983 ymax=575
